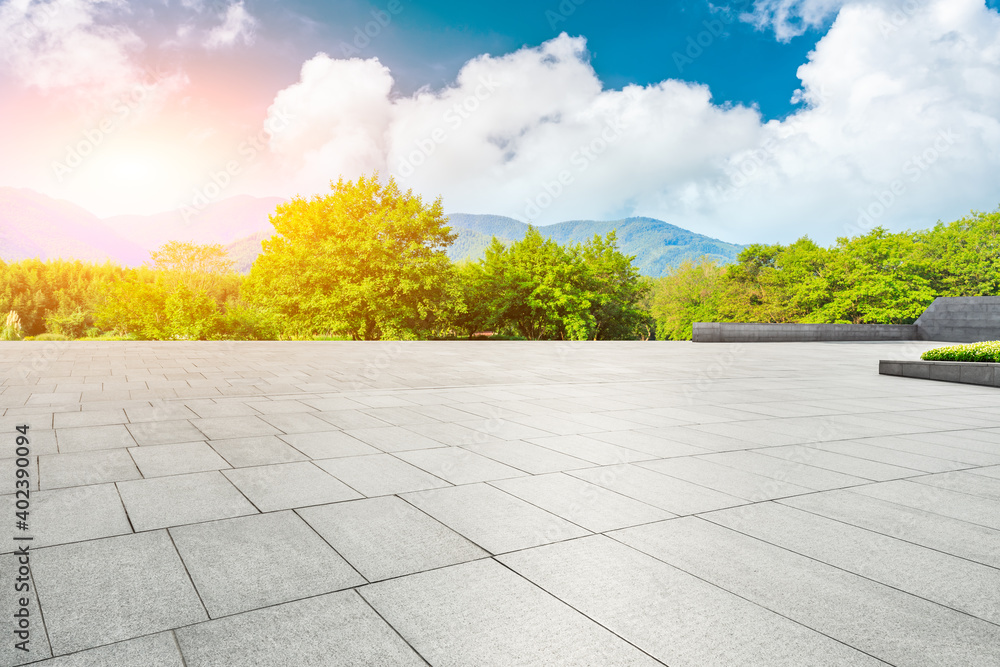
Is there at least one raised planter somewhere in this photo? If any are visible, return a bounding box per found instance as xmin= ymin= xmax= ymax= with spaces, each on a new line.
xmin=879 ymin=359 xmax=1000 ymax=387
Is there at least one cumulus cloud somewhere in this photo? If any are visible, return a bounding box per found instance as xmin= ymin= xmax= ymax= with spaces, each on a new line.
xmin=0 ymin=0 xmax=143 ymax=97
xmin=204 ymin=1 xmax=257 ymax=49
xmin=260 ymin=0 xmax=1000 ymax=243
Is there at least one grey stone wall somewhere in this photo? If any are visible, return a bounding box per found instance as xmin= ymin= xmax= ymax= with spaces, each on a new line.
xmin=879 ymin=359 xmax=1000 ymax=387
xmin=692 ymin=323 xmax=918 ymax=343
xmin=915 ymin=296 xmax=1000 ymax=343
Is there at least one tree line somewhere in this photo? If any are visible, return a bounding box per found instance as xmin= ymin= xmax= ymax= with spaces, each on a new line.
xmin=0 ymin=174 xmax=996 ymax=341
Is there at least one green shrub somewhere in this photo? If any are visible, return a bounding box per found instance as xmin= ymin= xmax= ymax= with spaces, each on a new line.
xmin=921 ymin=341 xmax=1000 ymax=363
xmin=33 ymin=333 xmax=71 ymax=341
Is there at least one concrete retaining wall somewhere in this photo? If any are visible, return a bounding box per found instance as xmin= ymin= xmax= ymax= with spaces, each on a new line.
xmin=915 ymin=296 xmax=1000 ymax=343
xmin=693 ymin=322 xmax=918 ymax=343
xmin=879 ymin=359 xmax=1000 ymax=387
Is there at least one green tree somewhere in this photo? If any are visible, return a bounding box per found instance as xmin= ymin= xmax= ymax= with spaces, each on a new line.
xmin=651 ymin=258 xmax=723 ymax=340
xmin=917 ymin=209 xmax=1000 ymax=297
xmin=245 ymin=174 xmax=456 ymax=340
xmin=810 ymin=228 xmax=935 ymax=323
xmin=577 ymin=231 xmax=652 ymax=340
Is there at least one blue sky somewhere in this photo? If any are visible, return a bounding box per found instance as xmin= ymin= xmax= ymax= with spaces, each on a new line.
xmin=267 ymin=0 xmax=826 ymax=119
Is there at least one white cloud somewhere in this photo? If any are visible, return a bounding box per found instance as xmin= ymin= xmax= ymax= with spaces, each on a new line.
xmin=742 ymin=0 xmax=848 ymax=41
xmin=0 ymin=0 xmax=143 ymax=97
xmin=259 ymin=0 xmax=1000 ymax=244
xmin=204 ymin=1 xmax=257 ymax=49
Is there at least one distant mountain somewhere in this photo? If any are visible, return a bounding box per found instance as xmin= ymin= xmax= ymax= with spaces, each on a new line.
xmin=444 ymin=214 xmax=744 ymax=276
xmin=0 ymin=187 xmax=147 ymax=264
xmin=0 ymin=189 xmax=284 ymax=266
xmin=0 ymin=190 xmax=744 ymax=276
xmin=103 ymin=195 xmax=284 ymax=250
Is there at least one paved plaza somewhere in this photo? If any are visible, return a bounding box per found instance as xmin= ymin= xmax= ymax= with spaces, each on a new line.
xmin=1 ymin=340 xmax=999 ymax=666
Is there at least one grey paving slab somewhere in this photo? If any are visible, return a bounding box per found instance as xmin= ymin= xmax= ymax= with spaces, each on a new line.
xmin=222 ymin=461 xmax=361 ymax=511
xmin=395 ymin=447 xmax=526 ymax=484
xmin=298 ymin=495 xmax=487 ymax=581
xmin=637 ymin=457 xmax=814 ymax=502
xmin=971 ymin=465 xmax=1000 ymax=480
xmin=32 ymin=531 xmax=207 ymax=656
xmin=463 ymin=440 xmax=593 ymax=474
xmin=117 ymin=471 xmax=258 ymax=531
xmin=124 ymin=403 xmax=199 ymax=422
xmin=404 ymin=420 xmax=499 ymax=446
xmin=492 ymin=472 xmax=674 ymax=532
xmin=0 ymin=428 xmax=57 ymax=457
xmin=55 ymin=424 xmax=137 ymax=453
xmin=707 ymin=502 xmax=1000 ymax=624
xmin=859 ymin=435 xmax=1000 ymax=467
xmin=455 ymin=417 xmax=553 ymax=441
xmin=39 ymin=449 xmax=141 ymax=489
xmin=257 ymin=412 xmax=339 ymax=434
xmin=26 ymin=632 xmax=184 ymax=667
xmin=697 ymin=450 xmax=869 ymax=491
xmin=910 ymin=470 xmax=1000 ymax=501
xmin=128 ymin=441 xmax=231 ymax=477
xmin=188 ymin=416 xmax=281 ymax=440
xmin=170 ymin=511 xmax=363 ymax=617
xmin=176 ymin=591 xmax=425 ymax=666
xmin=313 ymin=409 xmax=391 ymax=429
xmin=0 ymin=454 xmax=37 ymax=491
xmin=780 ymin=489 xmax=1000 ymax=569
xmin=52 ymin=409 xmax=127 ymax=429
xmin=1 ymin=552 xmax=52 ymax=665
xmin=277 ymin=430 xmax=379 ymax=459
xmin=500 ymin=536 xmax=884 ymax=667
xmin=809 ymin=439 xmax=970 ymax=473
xmin=126 ymin=419 xmax=207 ymax=446
xmin=208 ymin=435 xmax=308 ymax=467
xmin=361 ymin=558 xmax=662 ymax=666
xmin=587 ymin=430 xmax=710 ymax=458
xmin=612 ymin=516 xmax=1000 ymax=667
xmin=0 ymin=484 xmax=131 ymax=552
xmin=570 ymin=464 xmax=747 ymax=515
xmin=245 ymin=399 xmax=314 ymax=414
xmin=527 ymin=434 xmax=655 ymax=465
xmin=401 ymin=482 xmax=590 ymax=554
xmin=314 ymin=453 xmax=450 ymax=497
xmin=852 ymin=480 xmax=1000 ymax=530
xmin=343 ymin=425 xmax=446 ymax=452
xmin=182 ymin=400 xmax=259 ymax=418
xmin=757 ymin=445 xmax=923 ymax=481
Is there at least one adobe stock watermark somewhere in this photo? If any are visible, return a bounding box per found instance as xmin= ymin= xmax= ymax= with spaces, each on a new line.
xmin=179 ymin=109 xmax=295 ymax=223
xmin=6 ymin=1 xmax=59 ymax=48
xmin=51 ymin=69 xmax=172 ymax=183
xmin=337 ymin=0 xmax=404 ymax=57
xmin=523 ymin=117 xmax=627 ymax=220
xmin=848 ymin=128 xmax=959 ymax=236
xmin=396 ymin=75 xmax=501 ymax=178
xmin=878 ymin=0 xmax=923 ymax=38
xmin=672 ymin=0 xmax=752 ymax=74
xmin=544 ymin=0 xmax=588 ymax=31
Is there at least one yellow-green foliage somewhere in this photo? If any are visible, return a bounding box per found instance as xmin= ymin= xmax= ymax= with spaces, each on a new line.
xmin=921 ymin=341 xmax=1000 ymax=363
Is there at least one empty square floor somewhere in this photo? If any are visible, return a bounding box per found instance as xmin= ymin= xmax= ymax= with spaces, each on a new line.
xmin=1 ymin=340 xmax=998 ymax=666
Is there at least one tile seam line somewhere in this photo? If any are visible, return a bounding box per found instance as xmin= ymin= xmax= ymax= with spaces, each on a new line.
xmin=694 ymin=511 xmax=1000 ymax=629
xmin=772 ymin=498 xmax=1000 ymax=573
xmin=601 ymin=526 xmax=899 ymax=667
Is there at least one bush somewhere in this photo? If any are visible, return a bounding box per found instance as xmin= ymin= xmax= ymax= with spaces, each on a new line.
xmin=921 ymin=341 xmax=1000 ymax=363
xmin=33 ymin=333 xmax=71 ymax=341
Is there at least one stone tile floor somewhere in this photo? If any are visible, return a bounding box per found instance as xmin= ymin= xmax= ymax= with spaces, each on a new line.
xmin=0 ymin=340 xmax=998 ymax=665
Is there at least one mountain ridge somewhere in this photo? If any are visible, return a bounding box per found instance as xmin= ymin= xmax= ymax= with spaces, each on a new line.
xmin=0 ymin=189 xmax=745 ymax=276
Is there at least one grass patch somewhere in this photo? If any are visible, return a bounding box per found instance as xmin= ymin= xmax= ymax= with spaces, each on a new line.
xmin=921 ymin=341 xmax=1000 ymax=363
